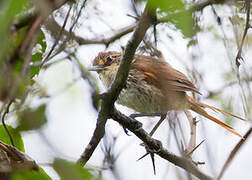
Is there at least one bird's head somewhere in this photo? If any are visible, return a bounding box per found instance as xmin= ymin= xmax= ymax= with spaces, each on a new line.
xmin=89 ymin=51 xmax=121 ymax=74
xmin=89 ymin=51 xmax=122 ymax=88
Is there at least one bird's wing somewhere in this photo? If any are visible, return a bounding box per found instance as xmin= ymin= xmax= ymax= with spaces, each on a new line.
xmin=132 ymin=55 xmax=201 ymax=94
xmin=160 ymin=63 xmax=201 ymax=94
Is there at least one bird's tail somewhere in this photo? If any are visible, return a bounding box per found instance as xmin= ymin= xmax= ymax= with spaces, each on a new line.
xmin=186 ymin=95 xmax=244 ymax=139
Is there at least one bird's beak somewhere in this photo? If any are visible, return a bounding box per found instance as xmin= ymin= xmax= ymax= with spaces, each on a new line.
xmin=88 ymin=65 xmax=105 ymax=72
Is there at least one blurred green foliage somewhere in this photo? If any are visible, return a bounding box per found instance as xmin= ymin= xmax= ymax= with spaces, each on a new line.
xmin=149 ymin=0 xmax=194 ymax=37
xmin=11 ymin=168 xmax=51 ymax=180
xmin=0 ymin=0 xmax=29 ymax=59
xmin=30 ymin=30 xmax=47 ymax=80
xmin=53 ymin=159 xmax=93 ymax=180
xmin=16 ymin=105 xmax=47 ymax=131
xmin=0 ymin=125 xmax=24 ymax=152
xmin=0 ymin=0 xmax=46 ymax=100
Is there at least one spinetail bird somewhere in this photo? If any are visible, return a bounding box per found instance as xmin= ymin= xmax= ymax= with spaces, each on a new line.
xmin=89 ymin=51 xmax=245 ymax=139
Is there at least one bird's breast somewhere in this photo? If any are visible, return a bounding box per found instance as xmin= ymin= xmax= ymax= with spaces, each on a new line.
xmin=117 ymin=73 xmax=167 ymax=113
xmin=99 ymin=68 xmax=188 ymax=113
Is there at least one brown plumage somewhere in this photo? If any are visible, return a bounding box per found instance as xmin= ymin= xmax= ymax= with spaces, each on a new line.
xmin=91 ymin=51 xmax=245 ymax=139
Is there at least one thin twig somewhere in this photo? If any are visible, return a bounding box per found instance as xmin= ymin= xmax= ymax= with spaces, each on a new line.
xmin=184 ymin=111 xmax=197 ymax=156
xmin=21 ymin=16 xmax=43 ymax=75
xmin=9 ymin=16 xmax=43 ymax=101
xmin=218 ymin=127 xmax=252 ymax=179
xmin=149 ymin=114 xmax=167 ymax=136
xmin=142 ymin=39 xmax=163 ymax=58
xmin=235 ymin=0 xmax=251 ymax=67
xmin=130 ymin=0 xmax=140 ymax=17
xmin=43 ymin=18 xmax=136 ymax=59
xmin=41 ymin=0 xmax=88 ymax=64
xmin=186 ymin=140 xmax=205 ymax=157
xmin=1 ymin=101 xmax=14 ymax=146
xmin=41 ymin=4 xmax=73 ymax=67
xmin=69 ymin=0 xmax=88 ymax=35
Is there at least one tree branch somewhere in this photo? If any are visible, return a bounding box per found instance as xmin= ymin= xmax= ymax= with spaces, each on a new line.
xmin=74 ymin=24 xmax=136 ymax=46
xmin=77 ymin=1 xmax=155 ymax=166
xmin=111 ymin=108 xmax=213 ymax=180
xmin=43 ymin=16 xmax=136 ymax=52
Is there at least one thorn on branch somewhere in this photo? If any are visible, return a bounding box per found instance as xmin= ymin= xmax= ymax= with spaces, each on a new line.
xmin=186 ymin=139 xmax=205 ymax=157
xmin=126 ymin=14 xmax=140 ymax=20
xmin=193 ymin=161 xmax=205 ymax=166
xmin=111 ymin=108 xmax=213 ymax=179
xmin=235 ymin=54 xmax=242 ymax=68
xmin=137 ymin=139 xmax=163 ymax=175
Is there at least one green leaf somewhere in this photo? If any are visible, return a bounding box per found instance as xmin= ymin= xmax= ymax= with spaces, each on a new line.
xmin=187 ymin=39 xmax=197 ymax=48
xmin=149 ymin=0 xmax=194 ymax=37
xmin=11 ymin=168 xmax=52 ymax=180
xmin=150 ymin=0 xmax=184 ymax=11
xmin=37 ymin=30 xmax=47 ymax=54
xmin=30 ymin=53 xmax=42 ymax=79
xmin=0 ymin=0 xmax=29 ymax=58
xmin=16 ymin=105 xmax=47 ymax=131
xmin=170 ymin=9 xmax=194 ymax=38
xmin=31 ymin=52 xmax=42 ymax=63
xmin=53 ymin=159 xmax=92 ymax=180
xmin=30 ymin=30 xmax=46 ymax=80
xmin=30 ymin=65 xmax=40 ymax=80
xmin=32 ymin=30 xmax=46 ymax=57
xmin=0 ymin=125 xmax=24 ymax=152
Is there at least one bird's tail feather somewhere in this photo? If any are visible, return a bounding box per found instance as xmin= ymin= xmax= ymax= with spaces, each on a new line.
xmin=198 ymin=102 xmax=246 ymax=122
xmin=186 ymin=95 xmax=244 ymax=139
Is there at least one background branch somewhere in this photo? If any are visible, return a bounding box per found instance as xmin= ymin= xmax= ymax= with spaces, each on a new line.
xmin=184 ymin=110 xmax=197 ymax=156
xmin=235 ymin=0 xmax=251 ymax=67
xmin=218 ymin=127 xmax=252 ymax=179
xmin=1 ymin=101 xmax=14 ymax=146
xmin=75 ymin=24 xmax=136 ymax=46
xmin=41 ymin=4 xmax=73 ymax=67
xmin=12 ymin=0 xmax=71 ymax=30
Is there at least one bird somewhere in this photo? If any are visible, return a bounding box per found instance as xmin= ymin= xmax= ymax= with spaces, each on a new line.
xmin=89 ymin=51 xmax=245 ymax=139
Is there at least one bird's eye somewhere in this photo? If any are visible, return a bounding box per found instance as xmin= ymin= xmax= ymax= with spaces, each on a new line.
xmin=104 ymin=55 xmax=115 ymax=66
